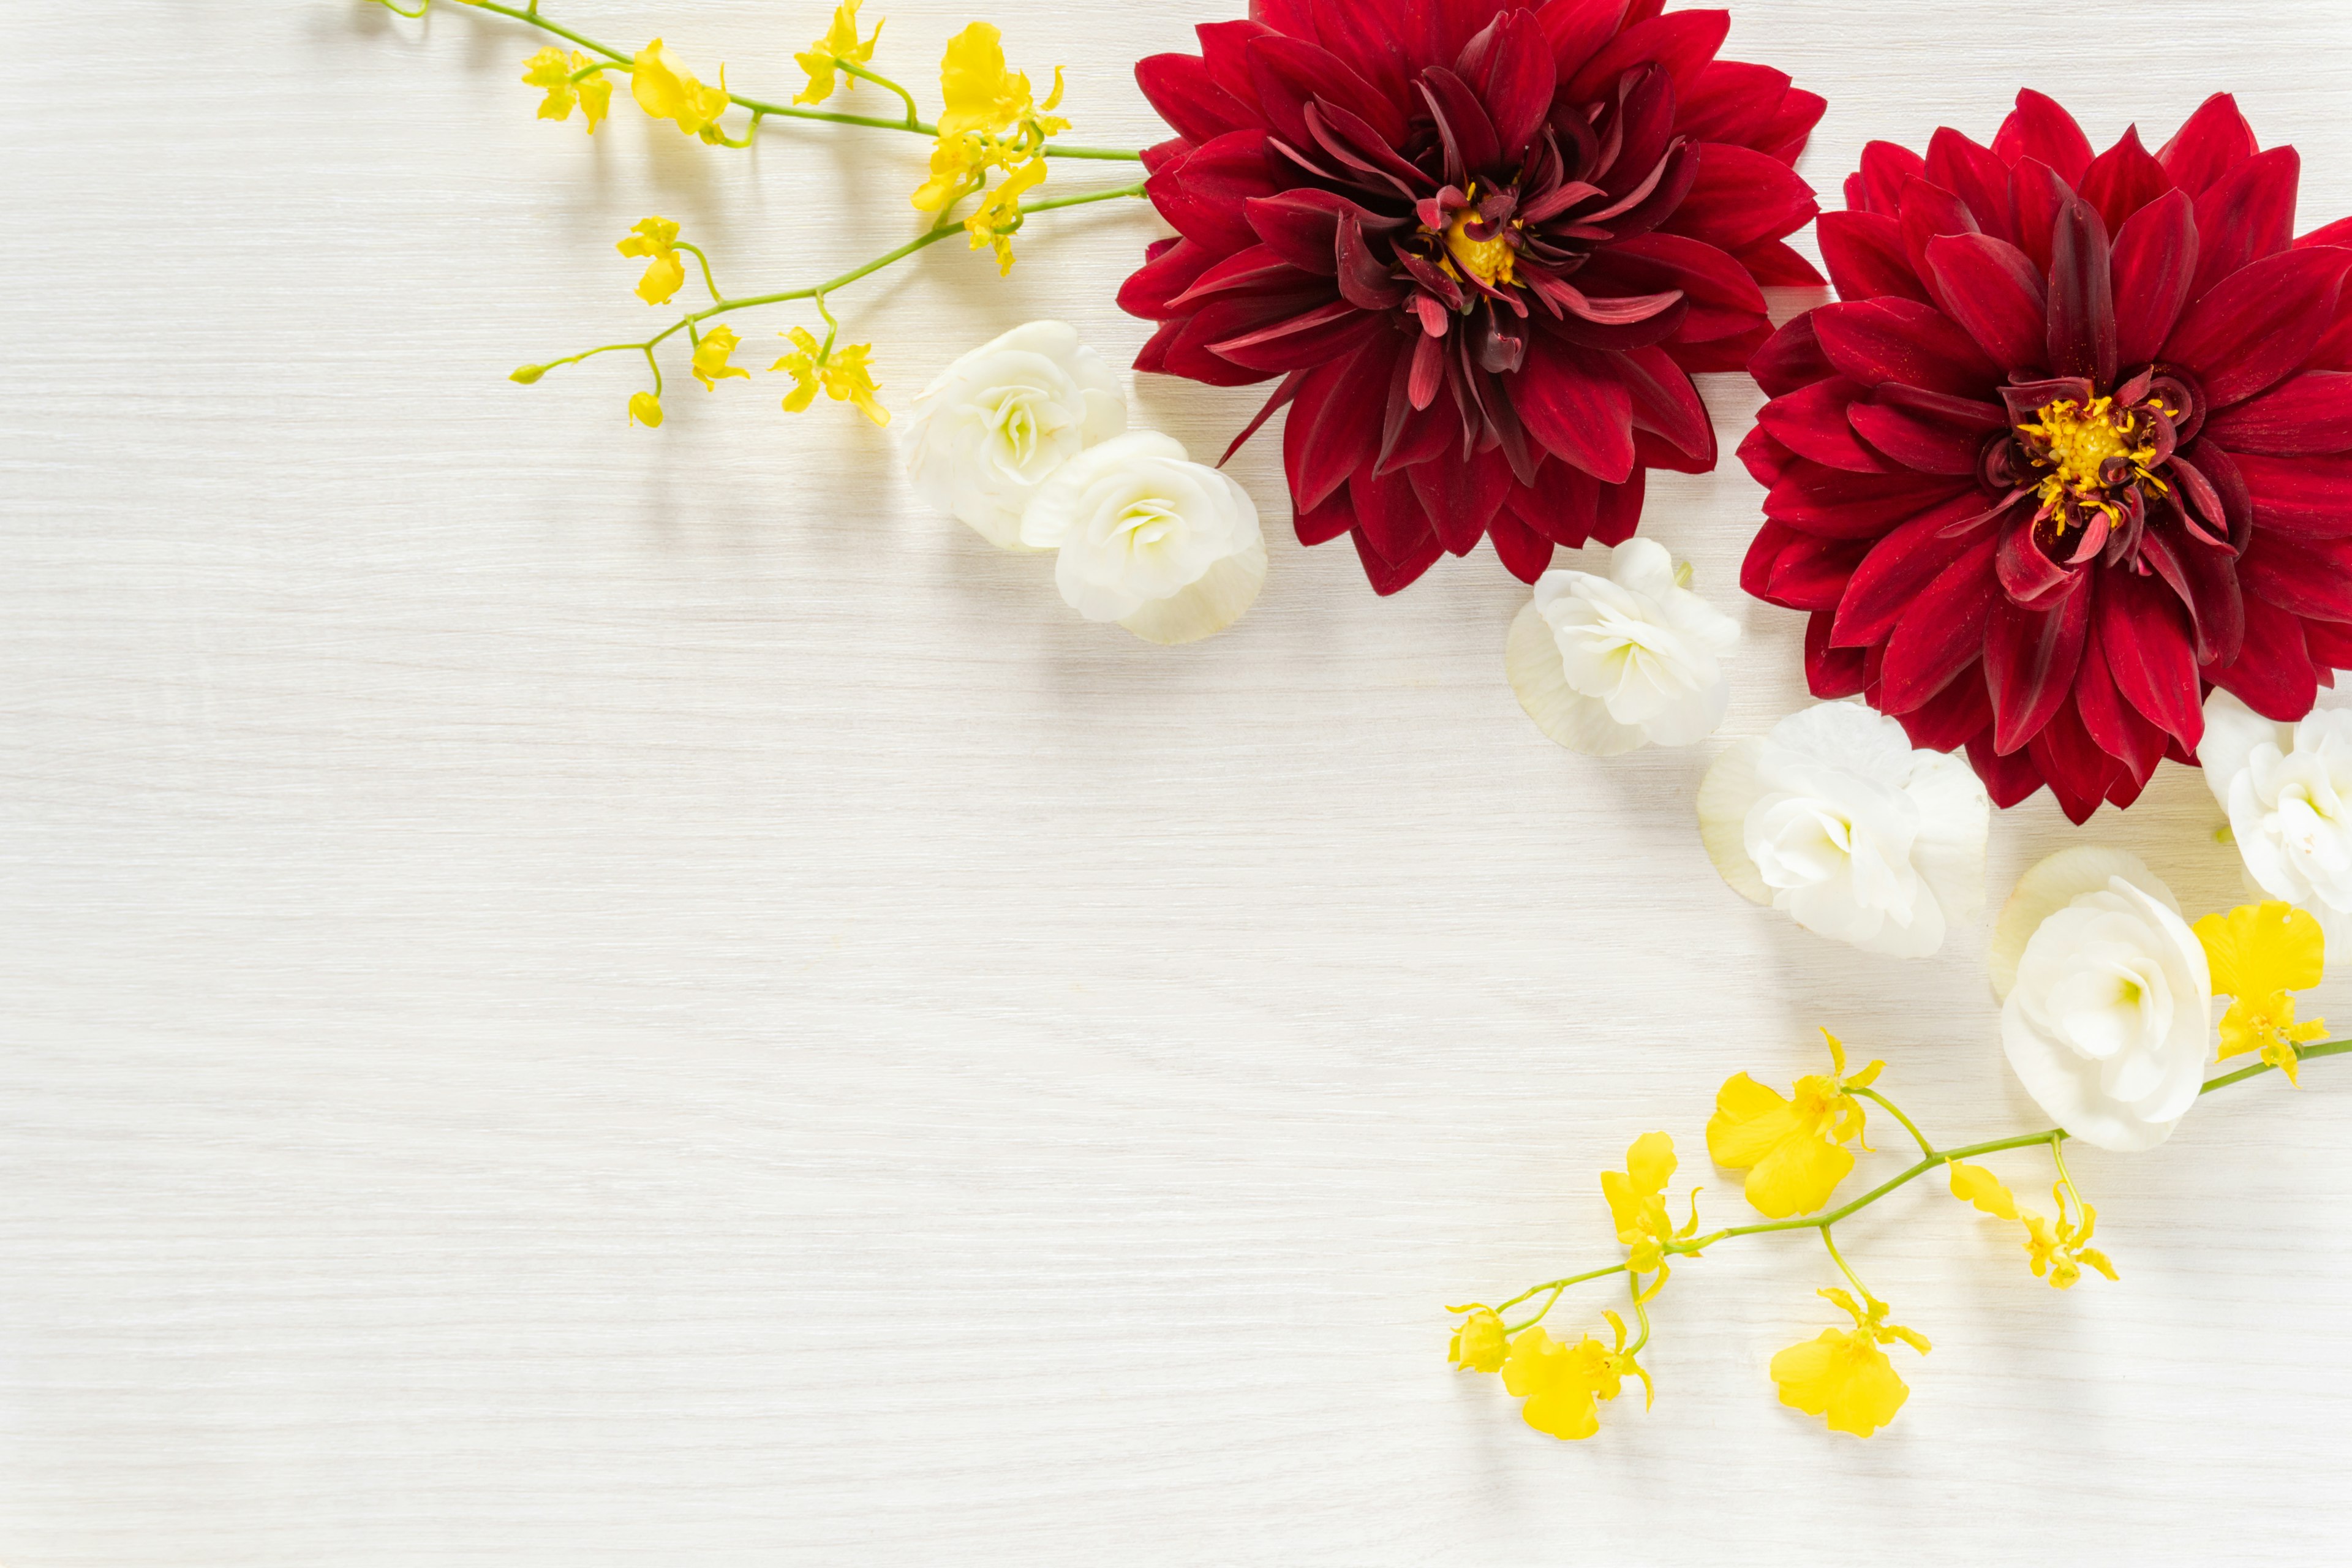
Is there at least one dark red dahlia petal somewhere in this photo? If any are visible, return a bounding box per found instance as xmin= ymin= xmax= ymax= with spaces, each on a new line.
xmin=1768 ymin=461 xmax=1977 ymax=541
xmin=1666 ymin=323 xmax=1770 ymax=374
xmin=1349 ymin=522 xmax=1446 ymax=596
xmin=1350 ymin=463 xmax=1438 ymax=565
xmin=1409 ymin=445 xmax=1513 ymax=556
xmin=1805 ymin=611 xmax=1871 ymax=696
xmin=1615 ymin=343 xmax=1715 ymax=467
xmin=1588 ymin=466 xmax=1646 ymax=545
xmin=1812 ymin=296 xmax=2001 ymax=399
xmin=2165 ymin=247 xmax=2352 ymax=409
xmin=2026 ymin=704 xmax=2118 ymax=824
xmin=1819 ymin=211 xmax=1931 ymax=304
xmin=1846 ymin=398 xmax=1985 ymax=475
xmin=1293 ymin=489 xmax=1355 ymax=546
xmin=2236 ymin=450 xmax=2352 ymax=535
xmin=1742 ymin=516 xmax=1804 ymax=600
xmin=1834 ymin=501 xmax=1999 ymax=647
xmin=1748 ymin=313 xmax=1838 ymax=399
xmin=1736 ymin=420 xmax=1791 ymax=488
xmin=1419 ymin=66 xmax=1502 ymax=181
xmin=1212 ymin=296 xmax=1380 ymax=373
xmin=1303 ymin=99 xmax=1436 ymax=201
xmin=1899 ymin=661 xmax=1994 ymax=752
xmin=2241 ymin=531 xmax=2352 ymax=623
xmin=1539 ymin=0 xmax=1635 ymax=86
xmin=2109 ymin=189 xmax=2198 ymax=369
xmin=2097 ymin=567 xmax=2204 ymax=748
xmin=1507 ymin=458 xmax=1604 ymax=548
xmin=1758 ymin=378 xmax=1889 ymax=473
xmin=1148 ymin=130 xmax=1281 ymax=254
xmin=1510 ymin=338 xmax=1637 ymax=483
xmin=1135 ymin=53 xmax=1254 ymax=145
xmin=2190 ymin=146 xmax=2303 ymax=299
xmin=1242 ymin=190 xmax=1355 ymax=275
xmin=1925 ymin=232 xmax=2048 ymax=370
xmin=1762 ymin=529 xmax=1871 ymax=611
xmin=1196 ymin=20 xmax=1275 ymax=116
xmin=1969 ymin=729 xmax=2053 ymax=811
xmin=1379 ymin=358 xmax=1463 ymax=473
xmin=2184 ymin=438 xmax=2255 ymax=550
xmin=1985 ymin=581 xmax=2093 ymax=753
xmin=1162 ymin=295 xmax=1304 ymax=386
xmin=1755 ymin=87 xmax=1828 ymax=168
xmin=1874 ymin=381 xmax=2010 ymax=429
xmin=1170 ymin=243 xmax=1322 ymax=307
xmin=1661 ymin=143 xmax=1819 ymax=254
xmin=1878 ymin=535 xmax=2001 ymax=712
xmin=2078 ymin=126 xmax=2171 ymax=235
xmin=1485 ymin=507 xmax=1556 ymax=582
xmin=2010 ymin=157 xmax=2071 ymax=274
xmin=1305 ymin=0 xmax=1414 ymax=104
xmin=1567 ymin=9 xmax=1729 ymax=104
xmin=1675 ymin=61 xmax=1792 ymax=150
xmin=2206 ymin=589 xmax=2320 ymax=720
xmin=2141 ymin=525 xmax=2245 ymax=665
xmin=2202 ymin=372 xmax=2352 ymax=456
xmin=1896 ymin=179 xmax=1983 ymax=310
xmin=1994 ymin=507 xmax=2078 ymax=606
xmin=1455 ymin=9 xmax=1556 ymax=161
xmin=2046 ymin=195 xmax=2119 ymax=386
xmin=1926 ymin=128 xmax=2018 ymax=245
xmin=1578 ymin=231 xmax=1768 ymax=338
xmin=2301 ymin=217 xmax=2352 ymax=250
xmin=1852 ymin=141 xmax=1928 ymax=217
xmin=1732 ymin=238 xmax=1826 ymax=287
xmin=1245 ymin=36 xmax=1407 ymax=150
xmin=2073 ymin=617 xmax=2169 ymax=786
xmin=2157 ymin=92 xmax=2260 ymax=198
xmin=1119 ymin=238 xmax=1220 ymax=319
xmin=1248 ymin=0 xmax=1313 ymax=39
xmin=1992 ymin=90 xmax=2094 ymax=185
xmin=2302 ymin=616 xmax=2352 ymax=668
xmin=1594 ymin=65 xmax=1678 ymax=198
xmin=1285 ymin=336 xmax=1393 ymax=510
xmin=1133 ymin=319 xmax=1181 ymax=374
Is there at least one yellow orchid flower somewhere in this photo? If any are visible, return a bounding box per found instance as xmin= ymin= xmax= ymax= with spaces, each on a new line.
xmin=1770 ymin=1286 xmax=1928 ymax=1438
xmin=911 ymin=132 xmax=993 ymax=214
xmin=965 ymin=158 xmax=1047 ymax=276
xmin=631 ymin=39 xmax=730 ymax=138
xmin=794 ymin=1 xmax=883 ymax=107
xmin=1706 ymin=1029 xmax=1882 ymax=1219
xmin=771 ymin=328 xmax=889 ymax=426
xmin=2195 ymin=901 xmax=2329 ymax=1085
xmin=690 ymin=325 xmax=751 ymax=391
xmin=1498 ymin=1312 xmax=1648 ymax=1441
xmin=1599 ymin=1131 xmax=1701 ymax=1292
xmin=627 ymin=390 xmax=663 ymax=428
xmin=936 ymin=22 xmax=1032 ymax=138
xmin=1445 ymin=1307 xmax=1508 ymax=1374
xmin=913 ymin=25 xmax=1066 ymax=219
xmin=616 ymin=216 xmax=685 ymax=306
xmin=1945 ymin=1160 xmax=2119 ymax=1290
xmin=522 ymin=47 xmax=579 ymax=123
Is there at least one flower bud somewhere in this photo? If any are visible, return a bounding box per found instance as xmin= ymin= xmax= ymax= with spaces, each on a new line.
xmin=510 ymin=364 xmax=547 ymax=385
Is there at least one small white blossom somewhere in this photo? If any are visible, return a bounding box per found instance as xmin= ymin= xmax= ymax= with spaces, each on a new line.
xmin=1506 ymin=539 xmax=1740 ymax=755
xmin=1698 ymin=702 xmax=1988 ymax=957
xmin=1988 ymin=847 xmax=2213 ymax=1152
xmin=2200 ymin=689 xmax=2352 ymax=948
xmin=902 ymin=321 xmax=1126 ymax=549
xmin=1018 ymin=432 xmax=1265 ymax=645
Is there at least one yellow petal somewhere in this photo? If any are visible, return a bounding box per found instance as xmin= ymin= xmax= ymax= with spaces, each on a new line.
xmin=1744 ymin=1131 xmax=1854 ymax=1218
xmin=578 ymin=70 xmax=611 ymax=132
xmin=1521 ymin=1379 xmax=1600 ymax=1440
xmin=2195 ymin=901 xmax=2325 ymax=1000
xmin=1947 ymin=1159 xmax=2019 ymax=1221
xmin=1624 ymin=1131 xmax=1676 ymax=1199
xmin=1499 ymin=1325 xmax=1558 ymax=1399
xmin=627 ymin=391 xmax=663 ymax=428
xmin=636 ymin=252 xmax=685 ymax=306
xmin=1705 ymin=1074 xmax=1801 ymax=1170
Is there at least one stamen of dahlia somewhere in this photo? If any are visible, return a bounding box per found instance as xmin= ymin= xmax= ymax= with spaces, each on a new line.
xmin=1443 ymin=207 xmax=1518 ymax=287
xmin=2015 ymin=394 xmax=2161 ymax=530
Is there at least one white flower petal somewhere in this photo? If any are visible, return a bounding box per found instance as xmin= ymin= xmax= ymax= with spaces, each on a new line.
xmin=1696 ymin=739 xmax=1773 ymax=906
xmin=1507 ymin=600 xmax=1648 ymax=756
xmin=1118 ymin=538 xmax=1267 ymax=645
xmin=1988 ymin=846 xmax=2175 ymax=1001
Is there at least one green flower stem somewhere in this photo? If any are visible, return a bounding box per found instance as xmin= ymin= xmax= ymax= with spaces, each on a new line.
xmin=522 ymin=180 xmax=1148 ymax=380
xmin=835 ymin=59 xmax=921 ymax=129
xmin=1482 ymin=1038 xmax=2352 ymax=1320
xmin=448 ymin=0 xmax=1142 ymax=158
xmin=1850 ymin=1085 xmax=1934 ymax=1159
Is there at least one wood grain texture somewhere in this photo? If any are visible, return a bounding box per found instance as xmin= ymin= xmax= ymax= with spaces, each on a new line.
xmin=6 ymin=2 xmax=2352 ymax=1562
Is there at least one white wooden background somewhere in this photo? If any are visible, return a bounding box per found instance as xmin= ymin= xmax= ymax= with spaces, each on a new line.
xmin=7 ymin=2 xmax=2352 ymax=1562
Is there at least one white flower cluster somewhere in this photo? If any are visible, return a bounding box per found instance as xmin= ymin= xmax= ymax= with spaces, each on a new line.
xmin=903 ymin=322 xmax=1265 ymax=645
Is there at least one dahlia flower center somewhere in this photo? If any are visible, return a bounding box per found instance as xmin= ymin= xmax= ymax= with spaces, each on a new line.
xmin=1441 ymin=204 xmax=1520 ymax=290
xmin=2017 ymin=396 xmax=2162 ymax=528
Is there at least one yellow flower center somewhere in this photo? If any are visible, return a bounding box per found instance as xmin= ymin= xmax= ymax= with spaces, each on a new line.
xmin=1443 ymin=206 xmax=1518 ymax=288
xmin=2017 ymin=395 xmax=2160 ymax=527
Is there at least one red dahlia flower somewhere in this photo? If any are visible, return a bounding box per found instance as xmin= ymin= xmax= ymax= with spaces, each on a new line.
xmin=1121 ymin=0 xmax=1825 ymax=592
xmin=1743 ymin=91 xmax=2352 ymax=822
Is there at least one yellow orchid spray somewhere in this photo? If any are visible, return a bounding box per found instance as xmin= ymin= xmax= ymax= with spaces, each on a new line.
xmin=1448 ymin=898 xmax=2350 ymax=1444
xmin=368 ymin=1 xmax=1147 ymax=432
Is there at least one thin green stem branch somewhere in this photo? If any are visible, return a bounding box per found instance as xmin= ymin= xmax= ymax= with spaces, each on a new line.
xmin=449 ymin=0 xmax=1142 ymax=157
xmin=1480 ymin=1038 xmax=2352 ymax=1321
xmin=836 ymin=60 xmax=921 ymax=128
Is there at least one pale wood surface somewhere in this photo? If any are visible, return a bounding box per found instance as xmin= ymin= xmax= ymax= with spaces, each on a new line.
xmin=7 ymin=2 xmax=2352 ymax=1562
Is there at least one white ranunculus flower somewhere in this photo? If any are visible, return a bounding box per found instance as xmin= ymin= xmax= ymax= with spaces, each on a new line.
xmin=1988 ymin=847 xmax=2214 ymax=1152
xmin=1506 ymin=538 xmax=1740 ymax=756
xmin=1697 ymin=702 xmax=1989 ymax=957
xmin=1017 ymin=432 xmax=1266 ymax=645
xmin=902 ymin=320 xmax=1127 ymax=549
xmin=2199 ymin=689 xmax=2352 ymax=946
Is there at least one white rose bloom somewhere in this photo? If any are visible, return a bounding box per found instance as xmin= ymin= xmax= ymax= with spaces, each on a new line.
xmin=1697 ymin=702 xmax=1988 ymax=957
xmin=902 ymin=320 xmax=1127 ymax=549
xmin=1506 ymin=538 xmax=1741 ymax=755
xmin=1017 ymin=432 xmax=1266 ymax=645
xmin=2199 ymin=689 xmax=2352 ymax=946
xmin=1988 ymin=847 xmax=2214 ymax=1152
